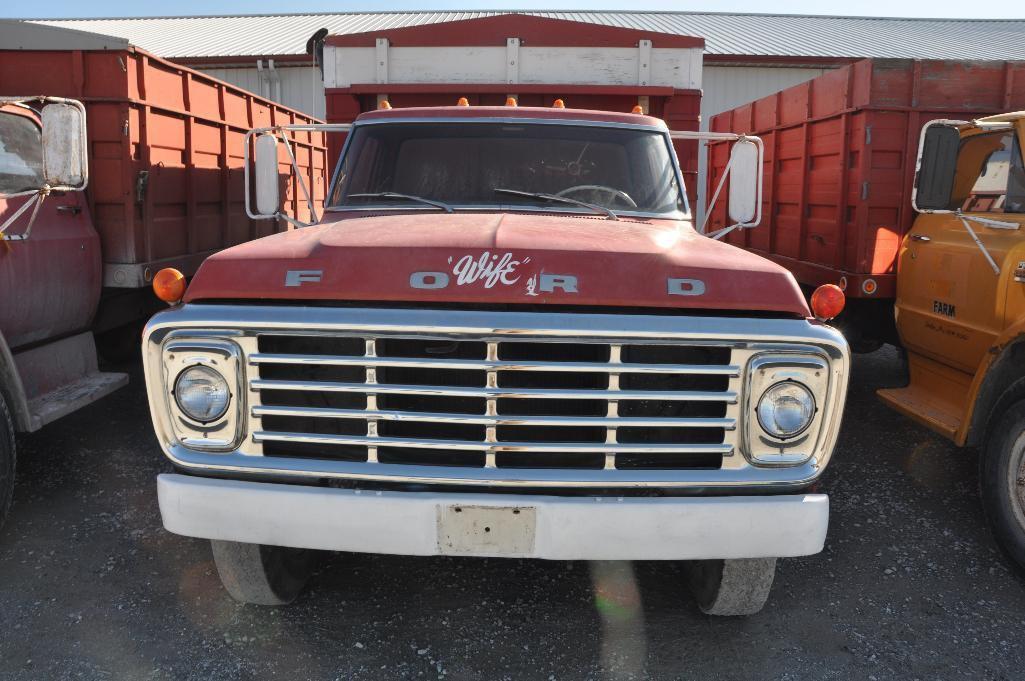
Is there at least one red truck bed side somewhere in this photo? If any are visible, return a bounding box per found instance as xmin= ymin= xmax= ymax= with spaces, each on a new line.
xmin=0 ymin=46 xmax=327 ymax=287
xmin=707 ymin=58 xmax=1025 ymax=299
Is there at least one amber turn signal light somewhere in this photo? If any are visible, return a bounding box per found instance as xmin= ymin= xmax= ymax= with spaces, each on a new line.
xmin=552 ymin=98 xmax=565 ymax=108
xmin=810 ymin=284 xmax=845 ymax=321
xmin=153 ymin=268 xmax=186 ymax=304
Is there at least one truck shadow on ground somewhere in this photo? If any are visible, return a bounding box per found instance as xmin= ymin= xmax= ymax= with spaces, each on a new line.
xmin=1 ymin=347 xmax=1024 ymax=680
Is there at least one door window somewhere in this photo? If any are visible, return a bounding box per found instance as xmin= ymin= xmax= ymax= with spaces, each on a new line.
xmin=0 ymin=112 xmax=44 ymax=194
xmin=950 ymin=131 xmax=1025 ymax=213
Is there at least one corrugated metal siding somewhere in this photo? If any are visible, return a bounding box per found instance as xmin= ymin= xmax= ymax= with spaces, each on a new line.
xmin=198 ymin=65 xmax=325 ymax=118
xmin=700 ymin=66 xmax=829 ymax=128
xmin=695 ymin=66 xmax=829 ymax=226
xmin=29 ymin=12 xmax=1025 ymax=61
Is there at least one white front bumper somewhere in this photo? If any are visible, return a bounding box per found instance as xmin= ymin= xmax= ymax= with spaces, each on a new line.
xmin=157 ymin=474 xmax=829 ymax=560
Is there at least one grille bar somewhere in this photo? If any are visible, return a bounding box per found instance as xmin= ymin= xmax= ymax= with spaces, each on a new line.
xmin=253 ymin=430 xmax=735 ymax=454
xmin=251 ymin=404 xmax=736 ymax=429
xmin=251 ymin=378 xmax=738 ymax=402
xmin=249 ymin=352 xmax=740 ymax=376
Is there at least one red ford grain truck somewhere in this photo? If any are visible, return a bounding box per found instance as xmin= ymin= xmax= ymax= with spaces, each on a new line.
xmin=707 ymin=58 xmax=1025 ymax=350
xmin=0 ymin=31 xmax=326 ymax=529
xmin=140 ymin=102 xmax=851 ymax=616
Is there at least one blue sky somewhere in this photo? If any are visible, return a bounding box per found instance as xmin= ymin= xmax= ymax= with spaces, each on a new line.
xmin=5 ymin=0 xmax=1024 ymax=19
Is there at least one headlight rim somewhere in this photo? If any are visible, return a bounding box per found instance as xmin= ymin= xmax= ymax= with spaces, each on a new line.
xmin=755 ymin=378 xmax=817 ymax=441
xmin=173 ymin=363 xmax=232 ymax=424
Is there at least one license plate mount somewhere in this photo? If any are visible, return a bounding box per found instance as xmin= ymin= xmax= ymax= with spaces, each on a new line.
xmin=437 ymin=505 xmax=537 ymax=557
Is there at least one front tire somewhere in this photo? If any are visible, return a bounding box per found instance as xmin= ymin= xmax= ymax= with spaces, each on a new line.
xmin=685 ymin=557 xmax=777 ymax=616
xmin=0 ymin=392 xmax=15 ymax=532
xmin=210 ymin=540 xmax=315 ymax=605
xmin=980 ymin=400 xmax=1025 ymax=575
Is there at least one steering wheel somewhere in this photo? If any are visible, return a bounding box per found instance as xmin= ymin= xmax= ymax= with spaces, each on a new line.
xmin=556 ymin=184 xmax=638 ymax=208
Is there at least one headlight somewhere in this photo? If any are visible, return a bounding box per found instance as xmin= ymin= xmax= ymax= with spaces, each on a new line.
xmin=756 ymin=381 xmax=815 ymax=439
xmin=174 ymin=365 xmax=230 ymax=423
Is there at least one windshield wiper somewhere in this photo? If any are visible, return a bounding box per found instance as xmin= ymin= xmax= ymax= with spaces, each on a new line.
xmin=493 ymin=188 xmax=618 ymax=221
xmin=346 ymin=192 xmax=453 ymax=213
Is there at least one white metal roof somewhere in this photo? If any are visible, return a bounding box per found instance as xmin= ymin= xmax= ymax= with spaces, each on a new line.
xmin=0 ymin=18 xmax=129 ymax=50
xmin=25 ymin=11 xmax=1025 ymax=61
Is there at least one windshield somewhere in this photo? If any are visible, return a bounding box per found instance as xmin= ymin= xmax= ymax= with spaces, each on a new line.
xmin=328 ymin=121 xmax=686 ymax=216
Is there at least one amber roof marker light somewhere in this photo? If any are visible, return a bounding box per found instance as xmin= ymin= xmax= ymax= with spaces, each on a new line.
xmin=810 ymin=284 xmax=845 ymax=321
xmin=377 ymin=99 xmax=392 ymax=110
xmin=456 ymin=97 xmax=470 ymax=106
xmin=505 ymin=96 xmax=518 ymax=107
xmin=153 ymin=268 xmax=186 ymax=305
xmin=552 ymin=98 xmax=565 ymax=108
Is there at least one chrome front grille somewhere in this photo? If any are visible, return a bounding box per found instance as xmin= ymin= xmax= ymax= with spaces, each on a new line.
xmin=145 ymin=305 xmax=850 ymax=489
xmin=247 ymin=333 xmax=739 ymax=471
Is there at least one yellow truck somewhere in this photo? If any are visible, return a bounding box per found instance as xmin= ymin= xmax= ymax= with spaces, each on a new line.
xmin=879 ymin=112 xmax=1025 ymax=572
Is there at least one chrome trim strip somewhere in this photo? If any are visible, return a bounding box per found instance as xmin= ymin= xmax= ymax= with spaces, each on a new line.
xmin=150 ymin=450 xmax=825 ymax=489
xmin=146 ymin=305 xmax=833 ymax=342
xmin=251 ymin=378 xmax=738 ymax=402
xmin=143 ymin=305 xmax=850 ymax=490
xmin=248 ymin=352 xmax=739 ymax=376
xmin=251 ymin=404 xmax=736 ymax=430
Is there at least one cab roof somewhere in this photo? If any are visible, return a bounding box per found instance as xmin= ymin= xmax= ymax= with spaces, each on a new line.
xmin=355 ymin=105 xmax=667 ymax=129
xmin=977 ymin=111 xmax=1025 ymax=124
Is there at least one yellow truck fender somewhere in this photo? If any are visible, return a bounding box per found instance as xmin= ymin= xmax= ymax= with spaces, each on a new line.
xmin=960 ymin=321 xmax=1025 ymax=447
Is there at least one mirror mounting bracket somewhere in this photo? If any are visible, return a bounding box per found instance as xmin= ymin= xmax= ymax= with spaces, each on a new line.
xmin=0 ymin=186 xmax=51 ymax=242
xmin=243 ymin=123 xmax=352 ymax=228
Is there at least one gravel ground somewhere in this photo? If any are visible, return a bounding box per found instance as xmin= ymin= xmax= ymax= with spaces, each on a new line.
xmin=1 ymin=346 xmax=1024 ymax=680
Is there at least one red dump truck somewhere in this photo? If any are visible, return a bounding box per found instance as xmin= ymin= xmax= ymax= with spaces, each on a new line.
xmin=0 ymin=38 xmax=326 ymax=529
xmin=707 ymin=59 xmax=1025 ymax=350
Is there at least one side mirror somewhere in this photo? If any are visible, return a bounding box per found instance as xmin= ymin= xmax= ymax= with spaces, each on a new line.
xmin=254 ymin=132 xmax=280 ymax=216
xmin=40 ymin=102 xmax=87 ymax=189
xmin=914 ymin=124 xmax=960 ymax=211
xmin=727 ymin=139 xmax=759 ymax=225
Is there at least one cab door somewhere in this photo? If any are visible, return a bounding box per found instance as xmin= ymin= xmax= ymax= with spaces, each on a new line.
xmin=897 ymin=127 xmax=1025 ymax=375
xmin=0 ymin=106 xmax=101 ymax=350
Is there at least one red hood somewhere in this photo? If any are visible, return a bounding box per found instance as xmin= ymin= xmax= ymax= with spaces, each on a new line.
xmin=184 ymin=213 xmax=809 ymax=317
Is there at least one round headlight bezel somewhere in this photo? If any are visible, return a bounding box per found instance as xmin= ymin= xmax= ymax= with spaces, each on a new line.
xmin=173 ymin=364 xmax=231 ymax=424
xmin=755 ymin=380 xmax=816 ymax=440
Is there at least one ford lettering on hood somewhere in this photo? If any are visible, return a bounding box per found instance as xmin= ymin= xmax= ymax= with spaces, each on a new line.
xmin=184 ymin=212 xmax=810 ymax=316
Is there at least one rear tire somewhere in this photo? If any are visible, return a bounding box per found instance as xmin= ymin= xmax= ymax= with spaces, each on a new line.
xmin=980 ymin=400 xmax=1025 ymax=575
xmin=210 ymin=540 xmax=315 ymax=605
xmin=0 ymin=393 xmax=14 ymax=532
xmin=685 ymin=557 xmax=776 ymax=616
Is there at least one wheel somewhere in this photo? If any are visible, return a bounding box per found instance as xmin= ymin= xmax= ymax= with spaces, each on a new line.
xmin=980 ymin=400 xmax=1025 ymax=575
xmin=685 ymin=557 xmax=777 ymax=616
xmin=210 ymin=540 xmax=315 ymax=605
xmin=0 ymin=392 xmax=14 ymax=532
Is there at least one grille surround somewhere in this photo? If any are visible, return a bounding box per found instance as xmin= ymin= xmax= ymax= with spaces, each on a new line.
xmin=144 ymin=305 xmax=850 ymax=490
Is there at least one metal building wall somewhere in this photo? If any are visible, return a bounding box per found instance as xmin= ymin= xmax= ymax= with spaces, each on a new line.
xmin=197 ymin=65 xmax=326 ymax=119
